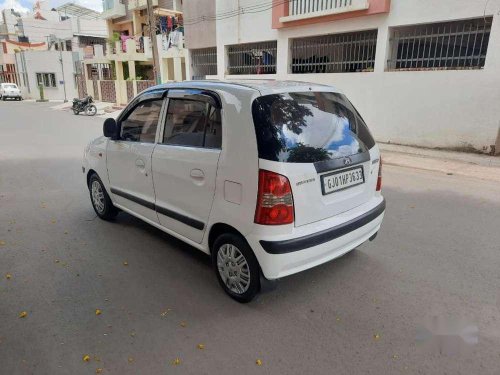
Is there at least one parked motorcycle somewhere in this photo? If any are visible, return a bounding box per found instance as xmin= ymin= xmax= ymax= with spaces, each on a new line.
xmin=72 ymin=96 xmax=97 ymax=116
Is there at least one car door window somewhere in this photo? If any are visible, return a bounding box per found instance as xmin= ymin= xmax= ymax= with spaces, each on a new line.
xmin=163 ymin=99 xmax=221 ymax=148
xmin=121 ymin=100 xmax=163 ymax=143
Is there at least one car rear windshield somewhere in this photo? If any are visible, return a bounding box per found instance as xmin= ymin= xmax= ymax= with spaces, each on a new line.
xmin=252 ymin=91 xmax=375 ymax=163
xmin=4 ymin=84 xmax=17 ymax=89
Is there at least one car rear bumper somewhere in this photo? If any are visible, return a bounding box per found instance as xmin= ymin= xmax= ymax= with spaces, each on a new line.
xmin=246 ymin=196 xmax=385 ymax=279
xmin=2 ymin=94 xmax=22 ymax=98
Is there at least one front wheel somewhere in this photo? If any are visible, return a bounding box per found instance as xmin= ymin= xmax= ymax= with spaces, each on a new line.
xmin=89 ymin=173 xmax=118 ymax=220
xmin=86 ymin=104 xmax=97 ymax=116
xmin=212 ymin=233 xmax=261 ymax=303
xmin=73 ymin=107 xmax=79 ymax=115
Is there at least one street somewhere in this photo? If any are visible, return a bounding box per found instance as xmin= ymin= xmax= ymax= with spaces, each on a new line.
xmin=1 ymin=101 xmax=500 ymax=375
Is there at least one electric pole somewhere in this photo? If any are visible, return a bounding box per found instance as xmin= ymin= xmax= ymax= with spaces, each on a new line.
xmin=146 ymin=0 xmax=160 ymax=84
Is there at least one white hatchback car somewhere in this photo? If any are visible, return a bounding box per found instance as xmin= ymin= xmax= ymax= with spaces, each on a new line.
xmin=0 ymin=82 xmax=22 ymax=101
xmin=83 ymin=80 xmax=385 ymax=302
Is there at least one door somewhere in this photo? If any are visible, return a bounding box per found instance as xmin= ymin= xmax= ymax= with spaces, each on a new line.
xmin=107 ymin=97 xmax=164 ymax=222
xmin=152 ymin=90 xmax=222 ymax=243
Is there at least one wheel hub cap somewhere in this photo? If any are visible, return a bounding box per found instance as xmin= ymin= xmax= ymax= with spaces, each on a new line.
xmin=91 ymin=180 xmax=105 ymax=214
xmin=217 ymin=244 xmax=250 ymax=294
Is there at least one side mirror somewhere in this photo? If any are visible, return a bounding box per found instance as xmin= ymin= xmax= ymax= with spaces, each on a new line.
xmin=103 ymin=118 xmax=119 ymax=140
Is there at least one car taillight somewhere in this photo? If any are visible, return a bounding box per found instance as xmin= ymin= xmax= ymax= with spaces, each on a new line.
xmin=254 ymin=169 xmax=294 ymax=225
xmin=376 ymin=158 xmax=382 ymax=191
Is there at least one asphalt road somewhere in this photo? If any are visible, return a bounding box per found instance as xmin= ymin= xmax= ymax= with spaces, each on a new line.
xmin=1 ymin=101 xmax=500 ymax=375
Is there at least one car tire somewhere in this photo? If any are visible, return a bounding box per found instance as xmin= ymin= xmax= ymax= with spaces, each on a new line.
xmin=88 ymin=173 xmax=118 ymax=220
xmin=212 ymin=233 xmax=261 ymax=303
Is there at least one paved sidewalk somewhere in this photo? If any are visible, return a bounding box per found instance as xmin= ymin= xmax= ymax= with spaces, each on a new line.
xmin=380 ymin=143 xmax=500 ymax=182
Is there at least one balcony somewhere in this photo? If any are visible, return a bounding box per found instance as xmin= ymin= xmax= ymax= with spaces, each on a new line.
xmin=101 ymin=0 xmax=126 ymax=19
xmin=280 ymin=0 xmax=369 ymax=23
xmin=127 ymin=0 xmax=158 ymax=11
xmin=145 ymin=32 xmax=185 ymax=59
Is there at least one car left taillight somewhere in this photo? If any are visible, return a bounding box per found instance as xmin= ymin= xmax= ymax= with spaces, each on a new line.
xmin=254 ymin=169 xmax=294 ymax=225
xmin=376 ymin=157 xmax=382 ymax=191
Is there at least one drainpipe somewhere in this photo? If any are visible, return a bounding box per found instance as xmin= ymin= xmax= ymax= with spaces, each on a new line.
xmin=20 ymin=51 xmax=30 ymax=93
xmin=59 ymin=43 xmax=68 ymax=102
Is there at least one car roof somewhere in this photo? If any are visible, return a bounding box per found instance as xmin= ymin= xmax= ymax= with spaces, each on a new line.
xmin=145 ymin=79 xmax=339 ymax=97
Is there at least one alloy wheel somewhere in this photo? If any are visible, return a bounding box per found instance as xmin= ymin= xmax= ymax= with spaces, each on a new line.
xmin=217 ymin=244 xmax=251 ymax=294
xmin=91 ymin=180 xmax=105 ymax=214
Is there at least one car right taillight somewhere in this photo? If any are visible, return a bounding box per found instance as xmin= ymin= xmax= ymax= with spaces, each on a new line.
xmin=376 ymin=158 xmax=382 ymax=191
xmin=254 ymin=169 xmax=294 ymax=225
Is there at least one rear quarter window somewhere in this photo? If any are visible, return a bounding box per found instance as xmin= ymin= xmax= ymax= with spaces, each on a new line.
xmin=252 ymin=91 xmax=375 ymax=163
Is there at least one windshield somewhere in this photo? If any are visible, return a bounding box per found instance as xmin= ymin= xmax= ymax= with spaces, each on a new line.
xmin=4 ymin=84 xmax=17 ymax=89
xmin=252 ymin=91 xmax=375 ymax=163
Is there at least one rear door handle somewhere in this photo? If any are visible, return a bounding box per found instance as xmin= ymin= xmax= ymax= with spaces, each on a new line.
xmin=190 ymin=169 xmax=205 ymax=179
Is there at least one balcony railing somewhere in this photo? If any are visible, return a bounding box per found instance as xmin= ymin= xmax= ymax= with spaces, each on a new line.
xmin=281 ymin=0 xmax=369 ymax=22
xmin=128 ymin=0 xmax=158 ymax=11
xmin=101 ymin=0 xmax=126 ymax=19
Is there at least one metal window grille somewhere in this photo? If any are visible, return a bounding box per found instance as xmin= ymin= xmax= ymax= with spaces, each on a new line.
xmin=227 ymin=41 xmax=277 ymax=75
xmin=388 ymin=17 xmax=492 ymax=71
xmin=291 ymin=30 xmax=377 ymax=74
xmin=289 ymin=0 xmax=355 ymax=16
xmin=191 ymin=47 xmax=218 ymax=79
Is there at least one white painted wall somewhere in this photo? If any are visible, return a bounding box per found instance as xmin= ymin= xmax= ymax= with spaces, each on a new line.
xmin=15 ymin=50 xmax=77 ymax=101
xmin=209 ymin=0 xmax=500 ymax=150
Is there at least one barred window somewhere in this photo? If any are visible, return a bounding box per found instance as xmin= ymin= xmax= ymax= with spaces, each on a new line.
xmin=227 ymin=41 xmax=277 ymax=75
xmin=191 ymin=47 xmax=218 ymax=79
xmin=388 ymin=17 xmax=492 ymax=71
xmin=291 ymin=30 xmax=377 ymax=74
xmin=36 ymin=73 xmax=57 ymax=88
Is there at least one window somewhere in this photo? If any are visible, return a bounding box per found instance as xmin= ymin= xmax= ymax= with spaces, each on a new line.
xmin=291 ymin=30 xmax=378 ymax=73
xmin=121 ymin=99 xmax=163 ymax=142
xmin=163 ymin=99 xmax=222 ymax=148
xmin=190 ymin=47 xmax=218 ymax=79
xmin=36 ymin=73 xmax=57 ymax=88
xmin=388 ymin=17 xmax=492 ymax=71
xmin=252 ymin=92 xmax=375 ymax=163
xmin=227 ymin=41 xmax=277 ymax=75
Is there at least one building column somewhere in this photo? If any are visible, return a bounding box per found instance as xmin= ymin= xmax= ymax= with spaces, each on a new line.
xmin=173 ymin=57 xmax=183 ymax=82
xmin=159 ymin=58 xmax=168 ymax=83
xmin=276 ymin=37 xmax=289 ymax=79
xmin=128 ymin=60 xmax=136 ymax=79
xmin=132 ymin=11 xmax=142 ymax=36
xmin=374 ymin=25 xmax=389 ymax=73
xmin=114 ymin=60 xmax=126 ymax=104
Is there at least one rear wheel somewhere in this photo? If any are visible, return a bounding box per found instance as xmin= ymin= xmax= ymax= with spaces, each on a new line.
xmin=89 ymin=173 xmax=118 ymax=220
xmin=86 ymin=104 xmax=97 ymax=116
xmin=212 ymin=233 xmax=260 ymax=303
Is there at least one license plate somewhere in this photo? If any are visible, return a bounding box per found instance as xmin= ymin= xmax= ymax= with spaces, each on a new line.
xmin=321 ymin=166 xmax=364 ymax=195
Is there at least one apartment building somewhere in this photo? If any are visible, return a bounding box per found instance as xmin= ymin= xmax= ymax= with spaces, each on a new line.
xmin=82 ymin=0 xmax=186 ymax=105
xmin=183 ymin=0 xmax=500 ymax=152
xmin=0 ymin=2 xmax=108 ymax=100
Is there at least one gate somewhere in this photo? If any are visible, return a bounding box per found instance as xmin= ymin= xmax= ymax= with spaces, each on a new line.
xmin=100 ymin=80 xmax=116 ymax=103
xmin=76 ymin=74 xmax=87 ymax=99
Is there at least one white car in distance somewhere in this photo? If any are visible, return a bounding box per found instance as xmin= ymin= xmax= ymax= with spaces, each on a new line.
xmin=0 ymin=82 xmax=22 ymax=101
xmin=82 ymin=80 xmax=385 ymax=302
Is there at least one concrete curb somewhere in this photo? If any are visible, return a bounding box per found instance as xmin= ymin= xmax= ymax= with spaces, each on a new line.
xmin=382 ymin=150 xmax=500 ymax=182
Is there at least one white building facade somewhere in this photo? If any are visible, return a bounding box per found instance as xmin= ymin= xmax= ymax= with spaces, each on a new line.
xmin=184 ymin=0 xmax=500 ymax=152
xmin=14 ymin=50 xmax=78 ymax=100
